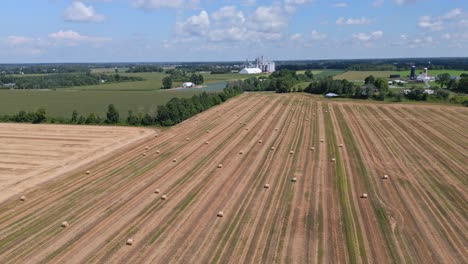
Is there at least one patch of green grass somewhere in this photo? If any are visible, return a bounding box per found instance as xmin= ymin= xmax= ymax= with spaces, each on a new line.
xmin=0 ymin=89 xmax=199 ymax=118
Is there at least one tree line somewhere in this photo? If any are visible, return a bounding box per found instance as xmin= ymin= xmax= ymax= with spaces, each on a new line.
xmin=0 ymin=73 xmax=144 ymax=89
xmin=126 ymin=65 xmax=164 ymax=73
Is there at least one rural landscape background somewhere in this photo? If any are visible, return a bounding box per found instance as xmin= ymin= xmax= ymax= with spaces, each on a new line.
xmin=0 ymin=0 xmax=467 ymax=263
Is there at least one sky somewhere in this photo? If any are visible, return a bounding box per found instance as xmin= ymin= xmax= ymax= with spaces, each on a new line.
xmin=0 ymin=0 xmax=467 ymax=63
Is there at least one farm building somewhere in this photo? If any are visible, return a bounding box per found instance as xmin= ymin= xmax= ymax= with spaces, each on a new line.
xmin=240 ymin=56 xmax=275 ymax=74
xmin=325 ymin=93 xmax=339 ymax=98
xmin=183 ymin=82 xmax=195 ymax=88
xmin=240 ymin=68 xmax=262 ymax=74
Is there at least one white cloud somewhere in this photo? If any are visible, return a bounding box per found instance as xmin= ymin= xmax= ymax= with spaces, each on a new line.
xmin=249 ymin=5 xmax=287 ymax=33
xmin=212 ymin=6 xmax=245 ymax=24
xmin=177 ymin=10 xmax=210 ymax=37
xmin=352 ymin=31 xmax=383 ymax=42
xmin=63 ymin=1 xmax=105 ymax=22
xmin=336 ymin=17 xmax=371 ymax=25
xmin=48 ymin=30 xmax=111 ymax=44
xmin=311 ymin=30 xmax=326 ymax=40
xmin=5 ymin=36 xmax=34 ymax=46
xmin=418 ymin=8 xmax=465 ymax=31
xmin=440 ymin=8 xmax=462 ymax=20
xmin=418 ymin=16 xmax=443 ymax=31
xmin=333 ymin=2 xmax=348 ymax=8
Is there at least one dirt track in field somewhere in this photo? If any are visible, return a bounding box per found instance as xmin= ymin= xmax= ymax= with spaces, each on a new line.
xmin=0 ymin=93 xmax=466 ymax=264
xmin=0 ymin=123 xmax=154 ymax=203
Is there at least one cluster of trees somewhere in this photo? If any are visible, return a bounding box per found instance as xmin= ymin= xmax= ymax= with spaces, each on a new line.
xmin=0 ymin=73 xmax=143 ymax=89
xmin=126 ymin=65 xmax=163 ymax=73
xmin=0 ymin=108 xmax=47 ymax=124
xmin=223 ymin=70 xmax=314 ymax=93
xmin=304 ymin=78 xmax=376 ymax=99
xmin=446 ymin=77 xmax=468 ymax=93
xmin=156 ymin=85 xmax=242 ymax=126
xmin=0 ymin=105 xmax=120 ymax=125
xmin=303 ymin=73 xmax=467 ymax=105
xmin=2 ymin=84 xmax=244 ymax=126
xmin=161 ymin=72 xmax=204 ymax=89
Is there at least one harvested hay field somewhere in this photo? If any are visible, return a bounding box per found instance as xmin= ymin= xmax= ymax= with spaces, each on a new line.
xmin=0 ymin=93 xmax=466 ymax=263
xmin=0 ymin=123 xmax=154 ymax=203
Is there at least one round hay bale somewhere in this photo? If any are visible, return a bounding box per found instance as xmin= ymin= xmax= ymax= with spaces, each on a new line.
xmin=320 ymin=139 xmax=324 ymax=142
xmin=245 ymin=128 xmax=249 ymax=130
xmin=145 ymin=146 xmax=149 ymax=150
xmin=239 ymin=151 xmax=244 ymax=155
xmin=143 ymin=153 xmax=147 ymax=157
xmin=156 ymin=150 xmax=161 ymax=154
xmin=292 ymin=121 xmax=296 ymax=123
xmin=339 ymin=144 xmax=344 ymax=148
xmin=85 ymin=170 xmax=91 ymax=175
xmin=239 ymin=122 xmax=242 ymax=124
xmin=244 ymin=123 xmax=247 ymax=125
xmin=154 ymin=134 xmax=159 ymax=138
xmin=306 ymin=118 xmax=309 ymax=121
xmin=310 ymin=147 xmax=315 ymax=151
xmin=161 ymin=195 xmax=167 ymax=200
xmin=205 ymin=141 xmax=209 ymax=145
xmin=313 ymin=113 xmax=316 ymax=116
xmin=289 ymin=150 xmax=294 ymax=154
xmin=271 ymin=147 xmax=276 ymax=151
xmin=258 ymin=140 xmax=263 ymax=144
xmin=218 ymin=164 xmax=223 ymax=168
xmin=264 ymin=184 xmax=270 ymax=189
xmin=382 ymin=174 xmax=389 ymax=180
xmin=20 ymin=196 xmax=27 ymax=201
xmin=291 ymin=177 xmax=297 ymax=182
xmin=186 ymin=138 xmax=190 ymax=141
xmin=61 ymin=221 xmax=69 ymax=228
xmin=172 ymin=159 xmax=177 ymax=163
xmin=262 ymin=117 xmax=265 ymax=120
xmin=217 ymin=211 xmax=224 ymax=217
xmin=331 ymin=158 xmax=336 ymax=162
xmin=275 ymin=128 xmax=279 ymax=131
xmin=361 ymin=193 xmax=368 ymax=199
xmin=126 ymin=238 xmax=134 ymax=246
xmin=206 ymin=130 xmax=210 ymax=133
xmin=325 ymin=110 xmax=328 ymax=113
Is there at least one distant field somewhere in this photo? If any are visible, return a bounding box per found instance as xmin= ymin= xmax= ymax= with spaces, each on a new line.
xmin=0 ymin=89 xmax=200 ymax=118
xmin=334 ymin=71 xmax=400 ymax=81
xmin=64 ymin=72 xmax=247 ymax=91
xmin=0 ymin=71 xmax=247 ymax=119
xmin=335 ymin=69 xmax=468 ymax=81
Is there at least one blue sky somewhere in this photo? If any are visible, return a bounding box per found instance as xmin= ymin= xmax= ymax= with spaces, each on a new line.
xmin=1 ymin=0 xmax=467 ymax=62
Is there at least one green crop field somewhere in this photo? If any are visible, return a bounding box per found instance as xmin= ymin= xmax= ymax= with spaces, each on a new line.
xmin=0 ymin=71 xmax=249 ymax=119
xmin=0 ymin=89 xmax=200 ymax=119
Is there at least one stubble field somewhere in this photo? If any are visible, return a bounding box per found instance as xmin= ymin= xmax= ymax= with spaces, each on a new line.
xmin=0 ymin=93 xmax=466 ymax=263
